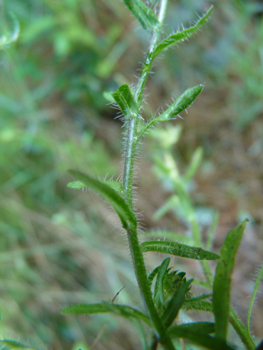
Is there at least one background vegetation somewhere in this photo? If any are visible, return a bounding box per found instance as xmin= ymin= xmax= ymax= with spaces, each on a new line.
xmin=0 ymin=0 xmax=262 ymax=349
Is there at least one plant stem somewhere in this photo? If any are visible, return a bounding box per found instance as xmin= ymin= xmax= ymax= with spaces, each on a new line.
xmin=122 ymin=1 xmax=175 ymax=348
xmin=127 ymin=228 xmax=176 ymax=350
xmin=229 ymin=308 xmax=255 ymax=350
xmin=123 ymin=0 xmax=168 ymax=207
xmin=149 ymin=0 xmax=168 ymax=51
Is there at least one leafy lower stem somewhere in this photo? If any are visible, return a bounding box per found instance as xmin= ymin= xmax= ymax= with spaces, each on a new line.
xmin=127 ymin=228 xmax=176 ymax=350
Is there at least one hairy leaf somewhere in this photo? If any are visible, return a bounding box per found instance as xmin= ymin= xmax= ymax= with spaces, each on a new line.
xmin=183 ymin=299 xmax=213 ymax=313
xmin=61 ymin=302 xmax=151 ymax=325
xmin=168 ymin=322 xmax=235 ymax=350
xmin=141 ymin=240 xmax=219 ymax=260
xmin=213 ymin=219 xmax=248 ymax=340
xmin=112 ymin=84 xmax=138 ymax=118
xmin=152 ymin=6 xmax=213 ymax=59
xmin=69 ymin=170 xmax=137 ymax=230
xmin=123 ymin=0 xmax=159 ymax=31
xmin=137 ymin=85 xmax=203 ymax=141
xmin=67 ymin=180 xmax=123 ymax=195
xmin=161 ymin=279 xmax=192 ymax=328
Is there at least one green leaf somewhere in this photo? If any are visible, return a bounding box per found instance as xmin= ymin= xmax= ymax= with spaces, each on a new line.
xmin=61 ymin=302 xmax=151 ymax=326
xmin=137 ymin=85 xmax=204 ymax=141
xmin=148 ymin=265 xmax=160 ymax=287
xmin=141 ymin=240 xmax=219 ymax=260
xmin=247 ymin=265 xmax=263 ymax=335
xmin=67 ymin=180 xmax=86 ymax=189
xmin=67 ymin=180 xmax=124 ymax=195
xmin=123 ymin=0 xmax=159 ymax=31
xmin=168 ymin=322 xmax=236 ymax=350
xmin=183 ymin=147 xmax=203 ymax=182
xmin=112 ymin=84 xmax=138 ymax=118
xmin=206 ymin=211 xmax=219 ymax=251
xmin=152 ymin=6 xmax=213 ymax=59
xmin=0 ymin=340 xmax=36 ymax=350
xmin=213 ymin=219 xmax=249 ymax=340
xmin=192 ymin=279 xmax=211 ymax=289
xmin=153 ymin=257 xmax=170 ymax=310
xmin=0 ymin=13 xmax=20 ymax=50
xmin=69 ymin=170 xmax=137 ymax=230
xmin=170 ymin=321 xmax=215 ymax=335
xmin=153 ymin=195 xmax=180 ymax=220
xmin=156 ymin=85 xmax=204 ymax=122
xmin=186 ymin=293 xmax=212 ymax=302
xmin=161 ymin=279 xmax=192 ymax=328
xmin=183 ymin=300 xmax=213 ymax=313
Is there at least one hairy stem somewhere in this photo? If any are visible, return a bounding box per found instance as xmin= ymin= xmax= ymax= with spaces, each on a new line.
xmin=123 ymin=1 xmax=175 ymax=348
xmin=127 ymin=228 xmax=176 ymax=350
xmin=123 ymin=0 xmax=168 ymax=206
xmin=229 ymin=309 xmax=255 ymax=350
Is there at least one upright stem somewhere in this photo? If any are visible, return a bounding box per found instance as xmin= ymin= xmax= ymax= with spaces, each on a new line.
xmin=230 ymin=309 xmax=255 ymax=350
xmin=122 ymin=1 xmax=175 ymax=348
xmin=149 ymin=0 xmax=168 ymax=52
xmin=123 ymin=0 xmax=168 ymax=206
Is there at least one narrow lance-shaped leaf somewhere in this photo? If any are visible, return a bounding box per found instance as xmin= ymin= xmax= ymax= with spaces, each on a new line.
xmin=112 ymin=84 xmax=138 ymax=118
xmin=182 ymin=299 xmax=213 ymax=313
xmin=213 ymin=219 xmax=249 ymax=341
xmin=148 ymin=265 xmax=160 ymax=287
xmin=161 ymin=279 xmax=192 ymax=328
xmin=123 ymin=0 xmax=159 ymax=31
xmin=61 ymin=302 xmax=151 ymax=326
xmin=153 ymin=257 xmax=170 ymax=309
xmin=183 ymin=147 xmax=203 ymax=182
xmin=247 ymin=265 xmax=263 ymax=335
xmin=152 ymin=6 xmax=213 ymax=59
xmin=141 ymin=240 xmax=219 ymax=260
xmin=137 ymin=85 xmax=203 ymax=142
xmin=69 ymin=170 xmax=137 ymax=230
xmin=67 ymin=180 xmax=124 ymax=196
xmin=0 ymin=340 xmax=36 ymax=350
xmin=168 ymin=322 xmax=236 ymax=350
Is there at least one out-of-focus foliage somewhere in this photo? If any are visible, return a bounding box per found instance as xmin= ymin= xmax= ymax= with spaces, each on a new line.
xmin=0 ymin=1 xmax=135 ymax=349
xmin=162 ymin=0 xmax=263 ymax=129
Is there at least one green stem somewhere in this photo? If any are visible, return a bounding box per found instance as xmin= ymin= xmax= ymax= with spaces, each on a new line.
xmin=127 ymin=228 xmax=176 ymax=350
xmin=123 ymin=117 xmax=138 ymax=208
xmin=229 ymin=308 xmax=255 ymax=350
xmin=123 ymin=0 xmax=168 ymax=206
xmin=122 ymin=1 xmax=175 ymax=348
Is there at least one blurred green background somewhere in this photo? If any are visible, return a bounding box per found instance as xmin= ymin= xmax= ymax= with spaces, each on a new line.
xmin=0 ymin=0 xmax=262 ymax=349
